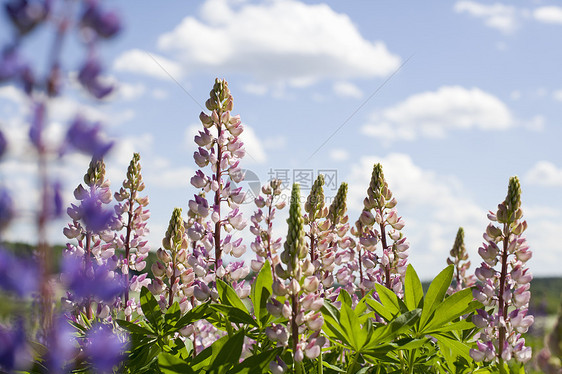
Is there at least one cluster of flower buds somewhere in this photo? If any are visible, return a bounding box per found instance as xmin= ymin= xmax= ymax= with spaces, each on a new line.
xmin=351 ymin=163 xmax=408 ymax=295
xmin=446 ymin=227 xmax=475 ymax=294
xmin=249 ymin=179 xmax=286 ymax=275
xmin=267 ymin=184 xmax=325 ymax=365
xmin=150 ymin=208 xmax=193 ymax=312
xmin=323 ymin=182 xmax=355 ymax=298
xmin=62 ymin=158 xmax=121 ymax=319
xmin=188 ymin=78 xmax=247 ymax=287
xmin=470 ymin=176 xmax=534 ymax=365
xmin=113 ymin=153 xmax=151 ymax=318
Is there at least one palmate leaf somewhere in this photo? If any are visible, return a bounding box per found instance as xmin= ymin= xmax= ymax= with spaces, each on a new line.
xmin=209 ymin=330 xmax=246 ymax=373
xmin=366 ymin=308 xmax=421 ymax=349
xmin=210 ymin=304 xmax=258 ymax=327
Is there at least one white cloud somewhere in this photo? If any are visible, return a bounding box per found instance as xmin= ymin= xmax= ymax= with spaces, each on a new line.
xmin=330 ymin=149 xmax=349 ymax=161
xmin=533 ymin=6 xmax=562 ymax=24
xmin=116 ymin=82 xmax=147 ymax=101
xmin=152 ymin=89 xmax=169 ymax=100
xmin=113 ymin=49 xmax=184 ymax=80
xmin=345 ymin=153 xmax=487 ymax=279
xmin=552 ymin=90 xmax=562 ymax=102
xmin=361 ymin=86 xmax=513 ymax=144
xmin=240 ymin=125 xmax=267 ymax=164
xmin=525 ymin=161 xmax=562 ymax=187
xmin=454 ymin=1 xmax=520 ymax=33
xmin=157 ymin=0 xmax=401 ymax=85
xmin=333 ymin=81 xmax=363 ymax=99
xmin=243 ymin=83 xmax=268 ymax=96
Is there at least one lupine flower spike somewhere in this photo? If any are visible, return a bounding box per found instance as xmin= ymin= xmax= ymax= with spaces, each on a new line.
xmin=114 ymin=153 xmax=151 ymax=320
xmin=470 ymin=176 xmax=534 ymax=367
xmin=447 ymin=227 xmax=475 ymax=294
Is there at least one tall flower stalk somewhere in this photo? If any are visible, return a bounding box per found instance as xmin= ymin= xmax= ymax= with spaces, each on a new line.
xmin=352 ymin=163 xmax=408 ymax=295
xmin=471 ymin=176 xmax=534 ymax=368
xmin=447 ymin=227 xmax=474 ymax=294
xmin=114 ymin=153 xmax=150 ymax=320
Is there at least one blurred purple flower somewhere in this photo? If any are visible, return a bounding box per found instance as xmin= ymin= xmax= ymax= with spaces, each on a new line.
xmin=45 ymin=315 xmax=76 ymax=373
xmin=80 ymin=2 xmax=121 ymax=39
xmin=52 ymin=181 xmax=63 ymax=218
xmin=0 ymin=321 xmax=30 ymax=372
xmin=0 ymin=130 xmax=6 ymax=159
xmin=84 ymin=323 xmax=127 ymax=373
xmin=0 ymin=248 xmax=38 ymax=297
xmin=62 ymin=256 xmax=124 ymax=302
xmin=29 ymin=100 xmax=45 ymax=149
xmin=80 ymin=192 xmax=114 ymax=233
xmin=77 ymin=58 xmax=113 ymax=99
xmin=0 ymin=188 xmax=14 ymax=232
xmin=64 ymin=116 xmax=113 ymax=160
xmin=0 ymin=47 xmax=24 ymax=82
xmin=4 ymin=0 xmax=49 ymax=35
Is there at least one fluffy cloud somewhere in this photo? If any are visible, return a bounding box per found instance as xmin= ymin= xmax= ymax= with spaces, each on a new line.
xmin=333 ymin=81 xmax=363 ymax=99
xmin=113 ymin=49 xmax=184 ymax=80
xmin=157 ymin=0 xmax=400 ymax=85
xmin=533 ymin=6 xmax=562 ymax=24
xmin=525 ymin=161 xmax=562 ymax=187
xmin=361 ymin=86 xmax=513 ymax=143
xmin=454 ymin=1 xmax=520 ymax=33
xmin=345 ymin=153 xmax=487 ymax=279
xmin=330 ymin=149 xmax=349 ymax=161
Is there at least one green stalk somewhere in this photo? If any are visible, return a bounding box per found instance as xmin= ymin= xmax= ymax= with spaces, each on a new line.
xmin=318 ymin=350 xmax=323 ymax=374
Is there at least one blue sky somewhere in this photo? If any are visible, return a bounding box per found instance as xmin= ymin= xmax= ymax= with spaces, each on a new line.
xmin=1 ymin=0 xmax=562 ymax=279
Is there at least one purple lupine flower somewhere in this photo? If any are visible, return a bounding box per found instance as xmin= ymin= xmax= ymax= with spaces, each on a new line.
xmin=0 ymin=321 xmax=30 ymax=372
xmin=0 ymin=47 xmax=24 ymax=82
xmin=0 ymin=130 xmax=6 ymax=159
xmin=4 ymin=0 xmax=49 ymax=35
xmin=80 ymin=2 xmax=121 ymax=39
xmin=64 ymin=115 xmax=113 ymax=160
xmin=62 ymin=256 xmax=125 ymax=302
xmin=44 ymin=315 xmax=77 ymax=373
xmin=0 ymin=188 xmax=14 ymax=232
xmin=29 ymin=100 xmax=45 ymax=149
xmin=84 ymin=323 xmax=127 ymax=374
xmin=77 ymin=57 xmax=114 ymax=99
xmin=0 ymin=248 xmax=38 ymax=297
xmin=80 ymin=192 xmax=115 ymax=233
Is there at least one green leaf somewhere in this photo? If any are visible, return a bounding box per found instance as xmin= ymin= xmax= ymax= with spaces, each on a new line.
xmin=250 ymin=260 xmax=273 ymax=327
xmin=434 ymin=334 xmax=472 ymax=363
xmin=209 ymin=330 xmax=245 ymax=373
xmin=229 ymin=347 xmax=284 ymax=374
xmin=158 ymin=352 xmax=194 ymax=374
xmin=164 ymin=302 xmax=182 ymax=333
xmin=367 ymin=309 xmax=421 ymax=348
xmin=116 ymin=319 xmax=155 ymax=336
xmin=419 ymin=265 xmax=453 ymax=329
xmin=404 ymin=264 xmax=424 ymax=311
xmin=172 ymin=303 xmax=211 ymax=333
xmin=424 ymin=288 xmax=478 ymax=332
xmin=217 ymin=279 xmax=249 ymax=313
xmin=339 ymin=301 xmax=364 ymax=350
xmin=427 ymin=319 xmax=475 ymax=334
xmin=322 ymin=361 xmax=346 ymax=372
xmin=191 ymin=335 xmax=228 ymax=371
xmin=374 ymin=284 xmax=404 ymax=317
xmin=140 ymin=286 xmax=163 ymax=329
xmin=210 ymin=304 xmax=258 ymax=327
xmin=321 ymin=301 xmax=349 ymax=346
xmin=366 ymin=298 xmax=394 ymax=322
xmin=338 ymin=289 xmax=353 ymax=306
